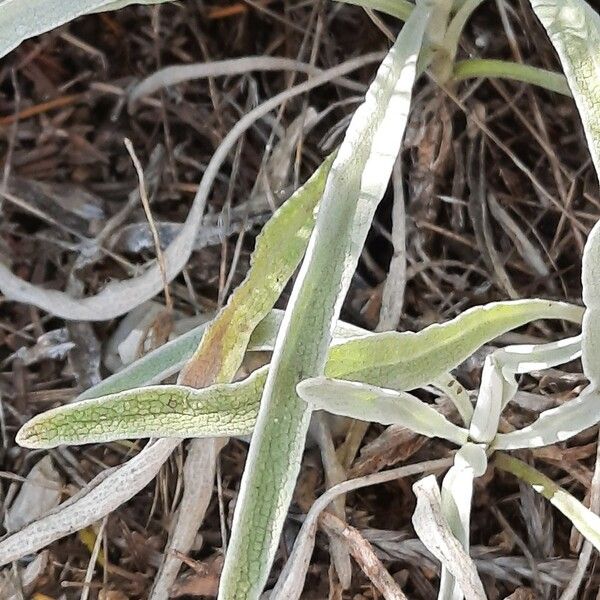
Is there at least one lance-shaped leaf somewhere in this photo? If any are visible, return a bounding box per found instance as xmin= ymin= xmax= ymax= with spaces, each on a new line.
xmin=76 ymin=307 xmax=365 ymax=401
xmin=493 ymin=386 xmax=600 ymax=450
xmin=219 ymin=8 xmax=431 ymax=599
xmin=325 ymin=299 xmax=583 ymax=391
xmin=336 ymin=0 xmax=414 ymax=21
xmin=0 ymin=0 xmax=170 ymax=60
xmin=412 ymin=475 xmax=486 ymax=600
xmin=528 ymin=0 xmax=600 ymax=390
xmin=495 ymin=452 xmax=600 ymax=553
xmin=528 ymin=0 xmax=600 ymax=176
xmin=438 ymin=444 xmax=488 ymax=600
xmin=17 ymin=299 xmax=583 ymax=449
xmin=179 ymin=152 xmax=336 ymax=387
xmin=82 ymin=298 xmax=582 ymax=402
xmin=297 ymin=377 xmax=468 ymax=446
xmin=16 ymin=373 xmax=265 ymax=449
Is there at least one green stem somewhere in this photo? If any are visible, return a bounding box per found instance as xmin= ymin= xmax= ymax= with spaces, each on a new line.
xmin=453 ymin=58 xmax=571 ymax=96
xmin=494 ymin=453 xmax=600 ymax=552
xmin=335 ymin=0 xmax=414 ymax=21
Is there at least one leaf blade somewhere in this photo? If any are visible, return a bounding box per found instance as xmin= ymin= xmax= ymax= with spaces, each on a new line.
xmin=219 ymin=9 xmax=431 ymax=598
xmin=0 ymin=0 xmax=170 ymax=60
xmin=297 ymin=377 xmax=469 ymax=446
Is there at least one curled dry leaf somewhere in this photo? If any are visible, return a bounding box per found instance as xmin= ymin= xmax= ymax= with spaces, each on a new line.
xmin=4 ymin=456 xmax=62 ymax=533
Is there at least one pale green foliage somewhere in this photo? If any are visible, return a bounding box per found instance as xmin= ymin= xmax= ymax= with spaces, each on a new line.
xmin=17 ymin=298 xmax=580 ymax=449
xmin=218 ymin=8 xmax=431 ymax=598
xmin=179 ymin=153 xmax=336 ymax=387
xmin=336 ymin=0 xmax=414 ymax=20
xmin=0 ymin=0 xmax=170 ymax=60
xmin=298 ymin=300 xmax=593 ymax=598
xmin=7 ymin=0 xmax=600 ymax=598
xmin=495 ymin=453 xmax=600 ymax=553
xmin=17 ymin=375 xmax=264 ymax=449
xmin=298 ymin=378 xmax=469 ymax=445
xmin=529 ymin=0 xmax=600 ymax=175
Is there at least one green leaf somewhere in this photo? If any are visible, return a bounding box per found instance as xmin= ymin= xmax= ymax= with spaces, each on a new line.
xmin=325 ymin=299 xmax=583 ymax=391
xmin=335 ymin=0 xmax=415 ymax=21
xmin=452 ymin=59 xmax=571 ymax=96
xmin=16 ymin=373 xmax=266 ymax=449
xmin=219 ymin=7 xmax=432 ymax=598
xmin=297 ymin=377 xmax=469 ymax=446
xmin=179 ymin=153 xmax=336 ymax=387
xmin=0 ymin=0 xmax=170 ymax=60
xmin=17 ymin=298 xmax=583 ymax=449
xmin=495 ymin=452 xmax=600 ymax=553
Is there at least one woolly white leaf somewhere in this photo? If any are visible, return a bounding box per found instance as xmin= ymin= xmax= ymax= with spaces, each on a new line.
xmin=297 ymin=376 xmax=469 ymax=446
xmin=412 ymin=475 xmax=486 ymax=600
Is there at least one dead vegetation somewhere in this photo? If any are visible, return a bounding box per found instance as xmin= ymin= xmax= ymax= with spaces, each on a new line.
xmin=0 ymin=0 xmax=599 ymax=598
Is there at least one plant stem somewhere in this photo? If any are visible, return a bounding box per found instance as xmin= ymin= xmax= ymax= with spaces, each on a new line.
xmin=335 ymin=0 xmax=414 ymax=21
xmin=453 ymin=58 xmax=571 ymax=96
xmin=494 ymin=452 xmax=600 ymax=552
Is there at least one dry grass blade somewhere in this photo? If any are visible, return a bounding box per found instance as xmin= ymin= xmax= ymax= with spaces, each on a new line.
xmin=320 ymin=511 xmax=408 ymax=600
xmin=128 ymin=56 xmax=371 ymax=107
xmin=271 ymin=457 xmax=453 ymax=599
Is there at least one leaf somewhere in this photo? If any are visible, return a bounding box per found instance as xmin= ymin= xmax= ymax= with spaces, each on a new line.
xmin=494 ymin=335 xmax=582 ymax=380
xmin=179 ymin=153 xmax=335 ymax=386
xmin=16 ymin=372 xmax=266 ymax=449
xmin=528 ymin=0 xmax=600 ymax=175
xmin=438 ymin=444 xmax=488 ymax=600
xmin=219 ymin=7 xmax=432 ymax=599
xmin=17 ymin=299 xmax=583 ymax=449
xmin=297 ymin=377 xmax=468 ymax=446
xmin=81 ymin=297 xmax=580 ymax=403
xmin=452 ymin=59 xmax=572 ymax=96
xmin=469 ymin=355 xmax=515 ymax=445
xmin=431 ymin=373 xmax=473 ymax=426
xmin=493 ymin=386 xmax=600 ymax=450
xmin=495 ymin=452 xmax=600 ymax=553
xmin=412 ymin=475 xmax=486 ymax=600
xmin=0 ymin=0 xmax=170 ymax=60
xmin=325 ymin=299 xmax=582 ymax=391
xmin=335 ymin=0 xmax=414 ymax=21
